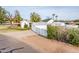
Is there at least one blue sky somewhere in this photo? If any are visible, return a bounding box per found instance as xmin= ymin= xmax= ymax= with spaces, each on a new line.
xmin=3 ymin=6 xmax=79 ymax=20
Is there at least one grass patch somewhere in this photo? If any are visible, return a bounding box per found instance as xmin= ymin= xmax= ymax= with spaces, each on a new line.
xmin=0 ymin=25 xmax=28 ymax=32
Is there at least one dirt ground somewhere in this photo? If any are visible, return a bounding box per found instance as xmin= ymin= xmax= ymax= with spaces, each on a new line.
xmin=1 ymin=30 xmax=79 ymax=53
xmin=23 ymin=35 xmax=79 ymax=53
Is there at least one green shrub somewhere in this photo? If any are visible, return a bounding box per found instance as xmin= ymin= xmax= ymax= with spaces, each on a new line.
xmin=47 ymin=25 xmax=66 ymax=41
xmin=47 ymin=25 xmax=59 ymax=39
xmin=47 ymin=25 xmax=79 ymax=46
xmin=67 ymin=29 xmax=79 ymax=46
xmin=57 ymin=28 xmax=67 ymax=42
xmin=24 ymin=24 xmax=28 ymax=28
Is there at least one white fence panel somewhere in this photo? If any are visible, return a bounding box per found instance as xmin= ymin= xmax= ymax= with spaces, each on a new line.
xmin=32 ymin=22 xmax=47 ymax=37
xmin=31 ymin=22 xmax=79 ymax=37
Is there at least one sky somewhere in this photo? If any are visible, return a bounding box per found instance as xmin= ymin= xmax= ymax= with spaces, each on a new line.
xmin=2 ymin=6 xmax=79 ymax=20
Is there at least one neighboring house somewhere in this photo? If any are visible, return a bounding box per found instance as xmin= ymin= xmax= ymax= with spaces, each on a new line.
xmin=47 ymin=19 xmax=65 ymax=27
xmin=51 ymin=22 xmax=66 ymax=27
xmin=47 ymin=19 xmax=54 ymax=25
xmin=20 ymin=20 xmax=30 ymax=29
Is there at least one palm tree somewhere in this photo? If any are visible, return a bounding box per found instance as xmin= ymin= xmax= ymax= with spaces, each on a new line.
xmin=55 ymin=15 xmax=58 ymax=21
xmin=52 ymin=14 xmax=55 ymax=20
xmin=30 ymin=12 xmax=41 ymax=22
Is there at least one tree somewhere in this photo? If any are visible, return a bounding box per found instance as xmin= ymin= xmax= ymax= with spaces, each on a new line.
xmin=30 ymin=12 xmax=41 ymax=22
xmin=6 ymin=12 xmax=13 ymax=25
xmin=52 ymin=13 xmax=55 ymax=20
xmin=73 ymin=19 xmax=79 ymax=22
xmin=14 ymin=10 xmax=22 ymax=23
xmin=0 ymin=6 xmax=7 ymax=24
xmin=55 ymin=15 xmax=58 ymax=20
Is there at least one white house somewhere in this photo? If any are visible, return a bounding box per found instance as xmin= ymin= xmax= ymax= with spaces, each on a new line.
xmin=51 ymin=22 xmax=66 ymax=27
xmin=47 ymin=19 xmax=54 ymax=25
xmin=66 ymin=25 xmax=78 ymax=29
xmin=20 ymin=20 xmax=30 ymax=29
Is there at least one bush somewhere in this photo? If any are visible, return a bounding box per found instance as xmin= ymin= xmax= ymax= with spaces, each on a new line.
xmin=67 ymin=29 xmax=79 ymax=46
xmin=47 ymin=25 xmax=67 ymax=41
xmin=47 ymin=25 xmax=79 ymax=46
xmin=24 ymin=24 xmax=28 ymax=28
xmin=57 ymin=28 xmax=67 ymax=42
xmin=47 ymin=25 xmax=58 ymax=39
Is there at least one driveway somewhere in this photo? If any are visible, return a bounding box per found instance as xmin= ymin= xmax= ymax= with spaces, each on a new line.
xmin=0 ymin=34 xmax=39 ymax=53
